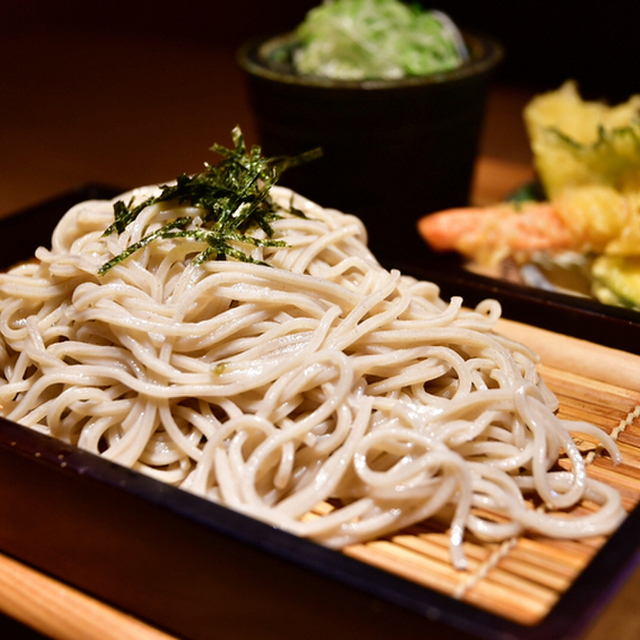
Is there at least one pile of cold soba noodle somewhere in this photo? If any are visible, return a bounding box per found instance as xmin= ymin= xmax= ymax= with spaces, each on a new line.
xmin=0 ymin=184 xmax=624 ymax=568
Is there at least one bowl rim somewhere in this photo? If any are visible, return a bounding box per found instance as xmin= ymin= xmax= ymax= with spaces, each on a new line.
xmin=237 ymin=30 xmax=503 ymax=90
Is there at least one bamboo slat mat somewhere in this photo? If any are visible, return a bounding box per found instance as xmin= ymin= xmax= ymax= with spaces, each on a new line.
xmin=338 ymin=325 xmax=640 ymax=627
xmin=1 ymin=320 xmax=639 ymax=638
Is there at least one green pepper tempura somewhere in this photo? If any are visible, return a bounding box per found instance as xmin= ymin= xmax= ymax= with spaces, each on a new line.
xmin=293 ymin=0 xmax=468 ymax=80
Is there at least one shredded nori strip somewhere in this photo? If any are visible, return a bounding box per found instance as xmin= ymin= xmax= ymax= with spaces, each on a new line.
xmin=99 ymin=126 xmax=321 ymax=275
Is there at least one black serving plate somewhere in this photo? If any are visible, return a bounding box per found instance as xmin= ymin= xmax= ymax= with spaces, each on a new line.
xmin=0 ymin=186 xmax=639 ymax=640
xmin=402 ymin=257 xmax=640 ymax=356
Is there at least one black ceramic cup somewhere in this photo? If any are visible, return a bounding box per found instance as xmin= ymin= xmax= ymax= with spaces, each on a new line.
xmin=238 ymin=31 xmax=502 ymax=266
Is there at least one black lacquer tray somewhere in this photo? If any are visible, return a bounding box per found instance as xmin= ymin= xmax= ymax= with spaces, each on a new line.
xmin=0 ymin=186 xmax=639 ymax=640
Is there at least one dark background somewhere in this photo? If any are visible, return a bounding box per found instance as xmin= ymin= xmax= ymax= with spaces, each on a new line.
xmin=2 ymin=0 xmax=638 ymax=239
xmin=5 ymin=0 xmax=639 ymax=100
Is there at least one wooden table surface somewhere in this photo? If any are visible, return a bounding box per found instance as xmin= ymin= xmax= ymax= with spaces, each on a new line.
xmin=1 ymin=11 xmax=640 ymax=640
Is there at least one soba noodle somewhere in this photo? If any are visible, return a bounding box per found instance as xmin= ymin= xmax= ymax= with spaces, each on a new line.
xmin=0 ymin=184 xmax=624 ymax=569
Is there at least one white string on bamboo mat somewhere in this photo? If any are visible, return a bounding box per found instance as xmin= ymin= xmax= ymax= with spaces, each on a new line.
xmin=453 ymin=403 xmax=640 ymax=600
